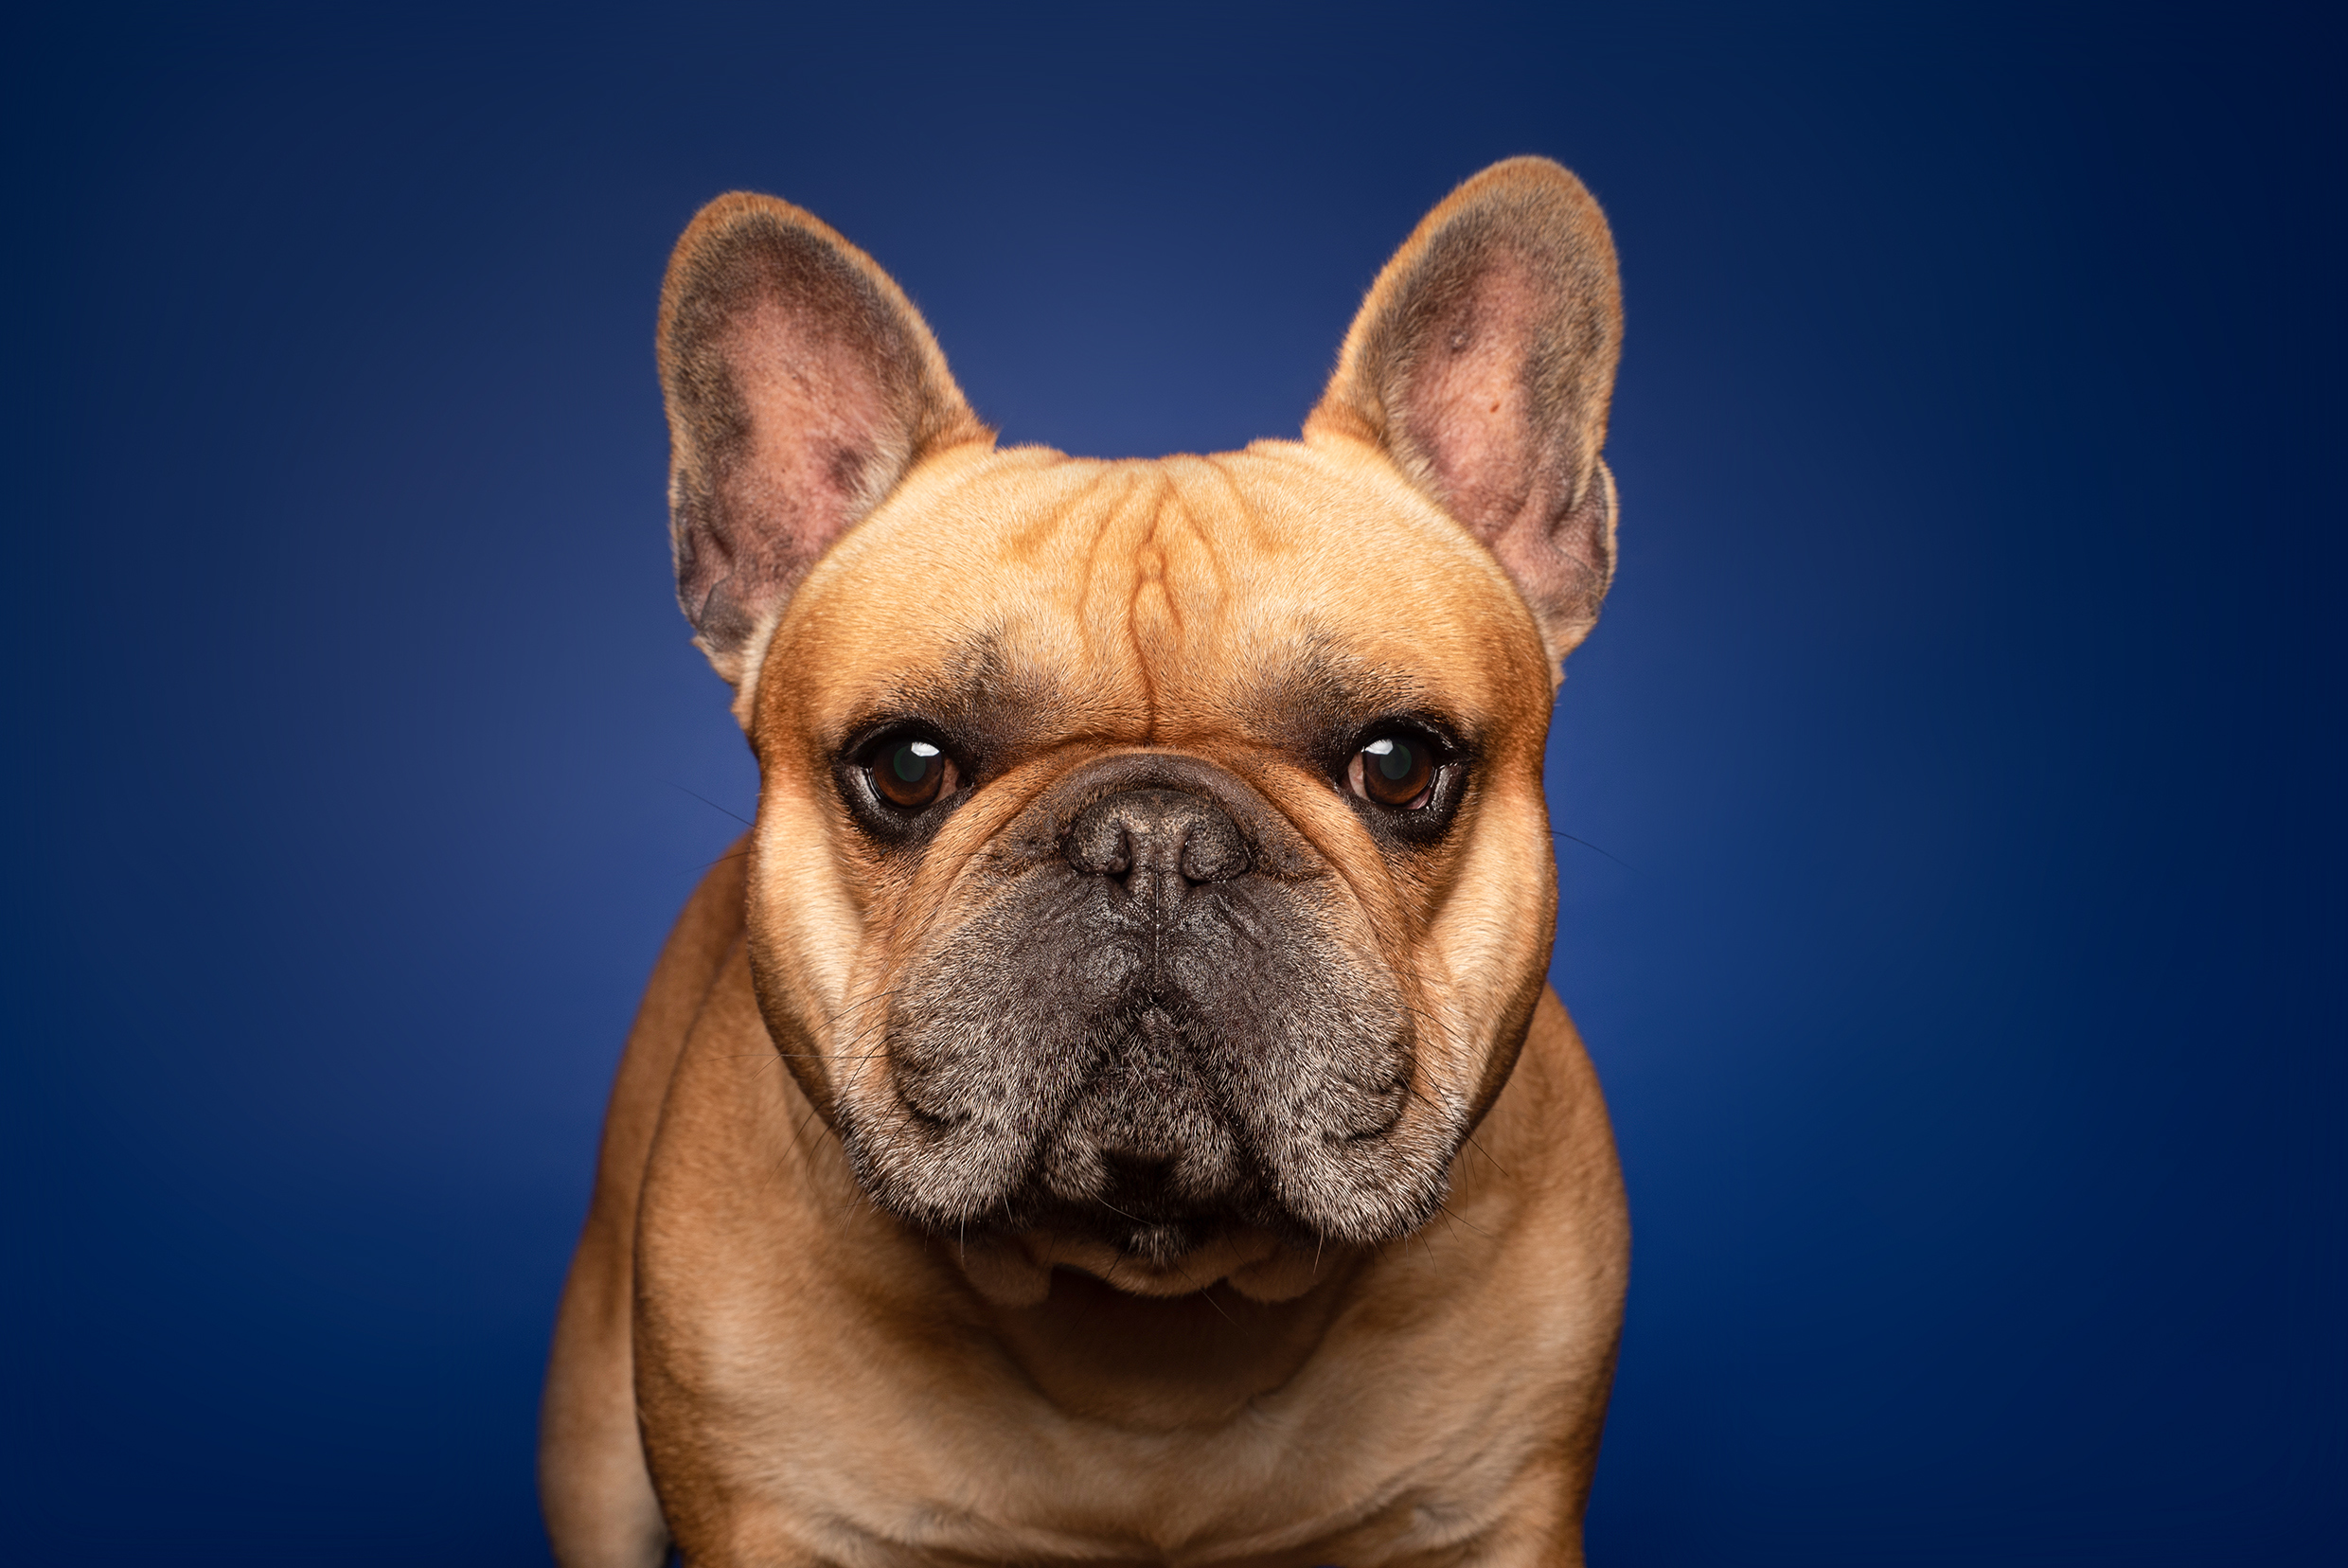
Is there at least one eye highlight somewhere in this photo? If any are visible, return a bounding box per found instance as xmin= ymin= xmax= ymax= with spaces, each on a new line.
xmin=1348 ymin=734 xmax=1435 ymax=810
xmin=868 ymin=736 xmax=956 ymax=810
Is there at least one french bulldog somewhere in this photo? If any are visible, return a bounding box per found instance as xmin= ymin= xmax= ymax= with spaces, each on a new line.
xmin=541 ymin=156 xmax=1630 ymax=1568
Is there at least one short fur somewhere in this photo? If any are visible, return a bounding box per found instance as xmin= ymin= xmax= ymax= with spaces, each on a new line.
xmin=543 ymin=156 xmax=1631 ymax=1568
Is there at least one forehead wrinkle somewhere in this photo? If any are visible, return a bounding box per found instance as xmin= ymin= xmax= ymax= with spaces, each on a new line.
xmin=1158 ymin=458 xmax=1237 ymax=644
xmin=1048 ymin=470 xmax=1132 ymax=673
xmin=1192 ymin=452 xmax=1280 ymax=557
xmin=998 ymin=458 xmax=1114 ymax=562
xmin=1073 ymin=465 xmax=1172 ymax=738
xmin=1135 ymin=458 xmax=1270 ymax=741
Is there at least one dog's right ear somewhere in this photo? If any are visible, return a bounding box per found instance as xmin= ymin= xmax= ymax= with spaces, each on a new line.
xmin=658 ymin=194 xmax=987 ymax=695
xmin=1307 ymin=158 xmax=1623 ymax=674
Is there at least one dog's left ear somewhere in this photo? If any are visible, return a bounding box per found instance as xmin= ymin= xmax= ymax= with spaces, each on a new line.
xmin=1308 ymin=157 xmax=1623 ymax=669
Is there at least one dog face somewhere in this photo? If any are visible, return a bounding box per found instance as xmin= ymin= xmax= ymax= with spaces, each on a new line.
xmin=748 ymin=448 xmax=1557 ymax=1284
xmin=655 ymin=161 xmax=1621 ymax=1300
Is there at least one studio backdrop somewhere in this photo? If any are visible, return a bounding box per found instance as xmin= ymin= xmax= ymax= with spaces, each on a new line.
xmin=5 ymin=4 xmax=2339 ymax=1563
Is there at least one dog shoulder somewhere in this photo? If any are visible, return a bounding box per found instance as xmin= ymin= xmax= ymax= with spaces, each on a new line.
xmin=628 ymin=840 xmax=751 ymax=1093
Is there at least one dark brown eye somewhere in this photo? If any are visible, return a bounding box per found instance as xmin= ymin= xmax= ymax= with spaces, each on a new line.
xmin=870 ymin=737 xmax=955 ymax=810
xmin=1349 ymin=735 xmax=1434 ymax=809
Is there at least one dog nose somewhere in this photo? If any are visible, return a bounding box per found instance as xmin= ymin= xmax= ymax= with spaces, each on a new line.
xmin=1065 ymin=788 xmax=1251 ymax=887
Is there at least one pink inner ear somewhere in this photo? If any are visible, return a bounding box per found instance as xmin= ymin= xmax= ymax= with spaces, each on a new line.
xmin=725 ymin=299 xmax=898 ymax=559
xmin=1403 ymin=255 xmax=1545 ymax=543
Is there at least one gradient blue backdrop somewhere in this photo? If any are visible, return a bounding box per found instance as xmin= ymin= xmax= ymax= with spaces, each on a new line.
xmin=6 ymin=3 xmax=2340 ymax=1561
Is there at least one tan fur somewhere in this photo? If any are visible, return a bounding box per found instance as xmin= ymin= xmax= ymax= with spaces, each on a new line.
xmin=543 ymin=159 xmax=1630 ymax=1567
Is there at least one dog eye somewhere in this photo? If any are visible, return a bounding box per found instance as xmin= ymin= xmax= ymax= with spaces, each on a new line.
xmin=869 ymin=737 xmax=956 ymax=810
xmin=1348 ymin=735 xmax=1435 ymax=810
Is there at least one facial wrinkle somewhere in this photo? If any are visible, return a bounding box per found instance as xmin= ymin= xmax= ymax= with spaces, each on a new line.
xmin=1159 ymin=459 xmax=1233 ymax=668
xmin=1114 ymin=469 xmax=1176 ymax=741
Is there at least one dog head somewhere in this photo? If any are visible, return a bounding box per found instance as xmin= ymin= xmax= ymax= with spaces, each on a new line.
xmin=656 ymin=159 xmax=1621 ymax=1304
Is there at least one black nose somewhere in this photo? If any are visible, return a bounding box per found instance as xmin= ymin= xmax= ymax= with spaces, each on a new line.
xmin=1065 ymin=788 xmax=1251 ymax=888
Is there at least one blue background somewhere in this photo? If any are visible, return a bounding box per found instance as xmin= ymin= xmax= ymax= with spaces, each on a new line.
xmin=6 ymin=3 xmax=2340 ymax=1561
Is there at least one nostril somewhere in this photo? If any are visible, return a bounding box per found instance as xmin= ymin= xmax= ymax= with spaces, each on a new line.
xmin=1066 ymin=814 xmax=1133 ymax=878
xmin=1177 ymin=825 xmax=1249 ymax=883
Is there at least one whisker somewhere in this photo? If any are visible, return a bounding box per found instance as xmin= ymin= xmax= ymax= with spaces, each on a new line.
xmin=1436 ymin=1200 xmax=1494 ymax=1240
xmin=1161 ymin=1254 xmax=1236 ymax=1325
xmin=692 ymin=849 xmax=753 ymax=872
xmin=1549 ymin=829 xmax=1633 ymax=871
xmin=664 ymin=779 xmax=755 ymax=828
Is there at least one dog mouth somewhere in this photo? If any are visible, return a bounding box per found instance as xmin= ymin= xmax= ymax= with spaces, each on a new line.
xmin=890 ymin=997 xmax=1314 ymax=1264
xmin=1021 ymin=1164 xmax=1221 ymax=1266
xmin=878 ymin=1005 xmax=1324 ymax=1304
xmin=945 ymin=1209 xmax=1330 ymax=1309
xmin=986 ymin=1146 xmax=1294 ymax=1273
xmin=841 ymin=985 xmax=1437 ymax=1288
xmin=989 ymin=1207 xmax=1251 ymax=1278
